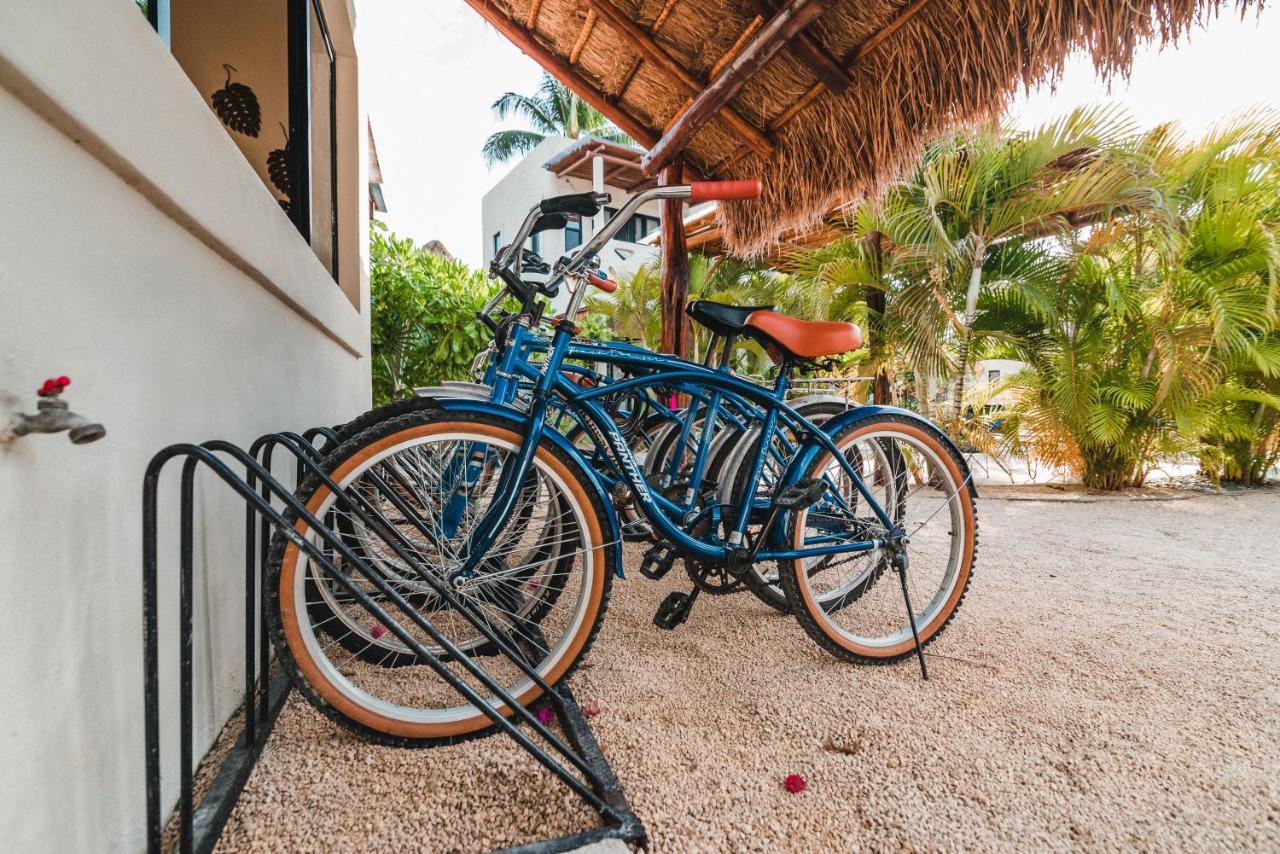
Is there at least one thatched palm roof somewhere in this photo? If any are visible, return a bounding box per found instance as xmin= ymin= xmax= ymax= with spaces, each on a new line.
xmin=465 ymin=0 xmax=1258 ymax=256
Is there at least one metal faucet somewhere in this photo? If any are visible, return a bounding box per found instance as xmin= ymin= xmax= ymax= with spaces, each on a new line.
xmin=7 ymin=377 xmax=106 ymax=444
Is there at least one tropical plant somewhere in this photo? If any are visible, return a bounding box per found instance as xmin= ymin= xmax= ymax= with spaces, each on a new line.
xmin=482 ymin=72 xmax=632 ymax=166
xmin=793 ymin=108 xmax=1280 ymax=488
xmin=987 ymin=115 xmax=1280 ymax=488
xmin=802 ymin=107 xmax=1157 ymax=423
xmin=1155 ymin=115 xmax=1280 ymax=484
xmin=369 ymin=223 xmax=498 ymax=404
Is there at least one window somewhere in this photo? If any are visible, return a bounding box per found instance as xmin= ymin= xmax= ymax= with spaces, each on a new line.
xmin=150 ymin=0 xmax=340 ymax=282
xmin=628 ymin=213 xmax=661 ymax=242
xmin=286 ymin=0 xmax=339 ymax=280
xmin=603 ymin=207 xmax=660 ymax=243
xmin=988 ymin=369 xmax=1001 ymax=382
xmin=564 ymin=215 xmax=582 ymax=250
xmin=493 ymin=232 xmax=502 ymax=258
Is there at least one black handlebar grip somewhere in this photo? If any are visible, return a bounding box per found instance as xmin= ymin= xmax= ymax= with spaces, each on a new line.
xmin=540 ymin=191 xmax=609 ymax=218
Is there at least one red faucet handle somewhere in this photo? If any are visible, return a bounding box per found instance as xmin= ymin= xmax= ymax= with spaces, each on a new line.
xmin=38 ymin=376 xmax=70 ymax=397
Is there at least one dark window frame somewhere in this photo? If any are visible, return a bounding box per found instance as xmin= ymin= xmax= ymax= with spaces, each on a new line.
xmin=603 ymin=206 xmax=659 ymax=243
xmin=564 ymin=215 xmax=582 ymax=250
xmin=288 ymin=0 xmax=340 ymax=282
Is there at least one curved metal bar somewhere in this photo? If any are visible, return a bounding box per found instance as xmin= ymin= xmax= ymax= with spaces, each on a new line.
xmin=196 ymin=438 xmax=599 ymax=768
xmin=143 ymin=442 xmax=619 ymax=853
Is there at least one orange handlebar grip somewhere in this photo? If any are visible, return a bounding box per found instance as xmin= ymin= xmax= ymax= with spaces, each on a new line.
xmin=586 ymin=271 xmax=618 ymax=293
xmin=688 ymin=179 xmax=762 ymax=202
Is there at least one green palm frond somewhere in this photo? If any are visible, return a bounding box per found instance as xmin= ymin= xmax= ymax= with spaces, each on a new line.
xmin=483 ymin=72 xmax=633 ymax=164
xmin=481 ymin=130 xmax=547 ymax=167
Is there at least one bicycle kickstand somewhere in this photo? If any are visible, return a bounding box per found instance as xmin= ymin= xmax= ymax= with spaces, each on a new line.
xmin=891 ymin=544 xmax=928 ymax=681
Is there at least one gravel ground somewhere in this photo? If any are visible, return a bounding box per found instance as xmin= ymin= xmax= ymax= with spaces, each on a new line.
xmin=217 ymin=489 xmax=1280 ymax=852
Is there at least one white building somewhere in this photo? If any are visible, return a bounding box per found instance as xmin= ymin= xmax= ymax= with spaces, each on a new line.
xmin=481 ymin=135 xmax=664 ymax=283
xmin=0 ymin=2 xmax=369 ymax=850
xmin=973 ymin=358 xmax=1028 ymax=409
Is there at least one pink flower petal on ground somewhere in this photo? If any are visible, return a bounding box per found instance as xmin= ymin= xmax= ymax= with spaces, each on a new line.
xmin=536 ymin=706 xmax=555 ymax=725
xmin=783 ymin=773 xmax=807 ymax=794
xmin=529 ymin=578 xmax=541 ymax=590
xmin=582 ymin=699 xmax=601 ymax=719
xmin=370 ymin=624 xmax=387 ymax=640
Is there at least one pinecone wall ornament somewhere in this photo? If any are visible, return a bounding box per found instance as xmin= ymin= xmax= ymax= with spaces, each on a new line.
xmin=267 ymin=123 xmax=296 ymax=212
xmin=211 ymin=64 xmax=261 ymax=138
xmin=267 ymin=124 xmax=293 ymax=196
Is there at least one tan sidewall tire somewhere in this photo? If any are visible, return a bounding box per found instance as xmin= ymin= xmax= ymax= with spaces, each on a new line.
xmin=789 ymin=420 xmax=975 ymax=660
xmin=279 ymin=419 xmax=608 ymax=740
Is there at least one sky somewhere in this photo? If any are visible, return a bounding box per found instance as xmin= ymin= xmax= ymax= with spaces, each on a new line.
xmin=356 ymin=4 xmax=1280 ymax=268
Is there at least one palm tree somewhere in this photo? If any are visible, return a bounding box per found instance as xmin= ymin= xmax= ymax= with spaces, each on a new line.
xmin=794 ymin=108 xmax=1160 ymax=423
xmin=881 ymin=106 xmax=1158 ymax=422
xmin=482 ymin=72 xmax=632 ymax=166
xmin=987 ymin=114 xmax=1280 ymax=487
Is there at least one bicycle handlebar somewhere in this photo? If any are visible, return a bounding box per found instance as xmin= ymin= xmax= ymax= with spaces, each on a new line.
xmin=486 ymin=179 xmax=762 ymax=327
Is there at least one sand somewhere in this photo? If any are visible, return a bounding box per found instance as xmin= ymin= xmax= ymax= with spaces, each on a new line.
xmin=216 ymin=488 xmax=1280 ymax=852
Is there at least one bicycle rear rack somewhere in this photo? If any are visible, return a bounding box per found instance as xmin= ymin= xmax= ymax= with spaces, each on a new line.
xmin=142 ymin=425 xmax=645 ymax=854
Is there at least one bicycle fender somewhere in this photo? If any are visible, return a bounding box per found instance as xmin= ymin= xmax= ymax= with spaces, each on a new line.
xmin=787 ymin=393 xmax=859 ymax=411
xmin=783 ymin=404 xmax=977 ymax=498
xmin=413 ymin=382 xmax=492 ymax=400
xmin=429 ymin=397 xmax=626 ymax=579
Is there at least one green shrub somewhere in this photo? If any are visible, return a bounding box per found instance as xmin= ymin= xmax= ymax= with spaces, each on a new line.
xmin=369 ymin=224 xmax=498 ymax=404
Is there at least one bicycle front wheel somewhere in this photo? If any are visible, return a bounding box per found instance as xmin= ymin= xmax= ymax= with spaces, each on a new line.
xmin=268 ymin=410 xmax=613 ymax=746
xmin=779 ymin=413 xmax=977 ymax=664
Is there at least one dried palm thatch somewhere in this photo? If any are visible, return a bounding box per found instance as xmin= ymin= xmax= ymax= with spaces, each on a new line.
xmin=465 ymin=0 xmax=1261 ymax=256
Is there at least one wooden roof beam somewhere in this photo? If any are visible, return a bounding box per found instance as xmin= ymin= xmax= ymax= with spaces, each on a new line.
xmin=551 ymin=142 xmax=604 ymax=177
xmin=750 ymin=0 xmax=851 ymax=93
xmin=583 ymin=0 xmax=773 ymax=161
xmin=706 ymin=0 xmax=938 ymax=173
xmin=643 ymin=0 xmax=838 ymax=175
xmin=464 ymin=0 xmax=659 ymax=149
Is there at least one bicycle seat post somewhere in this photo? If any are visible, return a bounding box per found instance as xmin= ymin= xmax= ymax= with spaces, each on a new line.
xmin=717 ymin=333 xmax=737 ymax=370
xmin=702 ymin=332 xmax=722 ymax=367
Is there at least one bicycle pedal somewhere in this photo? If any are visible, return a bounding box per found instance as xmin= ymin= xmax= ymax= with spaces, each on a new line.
xmin=639 ymin=540 xmax=678 ymax=579
xmin=774 ymin=478 xmax=827 ymax=510
xmin=621 ymin=520 xmax=653 ymax=542
xmin=653 ymin=590 xmax=697 ymax=630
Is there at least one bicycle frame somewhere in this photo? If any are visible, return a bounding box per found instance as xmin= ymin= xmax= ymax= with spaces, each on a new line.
xmin=446 ymin=179 xmax=903 ymax=581
xmin=450 ymin=318 xmax=903 ymax=580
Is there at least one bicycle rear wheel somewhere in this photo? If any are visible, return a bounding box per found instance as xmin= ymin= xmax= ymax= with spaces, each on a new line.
xmin=723 ymin=399 xmax=855 ymax=612
xmin=268 ymin=410 xmax=613 ymax=746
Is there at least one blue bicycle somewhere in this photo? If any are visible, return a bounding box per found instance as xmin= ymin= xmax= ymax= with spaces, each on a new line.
xmin=269 ymin=180 xmax=978 ymax=745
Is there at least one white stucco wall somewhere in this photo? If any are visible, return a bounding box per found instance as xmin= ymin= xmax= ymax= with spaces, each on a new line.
xmin=480 ymin=136 xmax=661 ymax=285
xmin=973 ymin=359 xmax=1028 ymax=408
xmin=0 ymin=2 xmax=369 ymax=851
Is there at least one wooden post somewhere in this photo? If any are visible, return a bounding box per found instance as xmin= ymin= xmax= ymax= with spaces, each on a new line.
xmin=867 ymin=287 xmax=892 ymax=404
xmin=865 ymin=231 xmax=892 ymax=405
xmin=659 ymin=159 xmax=689 ymax=358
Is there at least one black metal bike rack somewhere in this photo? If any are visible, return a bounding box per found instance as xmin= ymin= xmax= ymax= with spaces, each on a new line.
xmin=142 ymin=425 xmax=645 ymax=854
